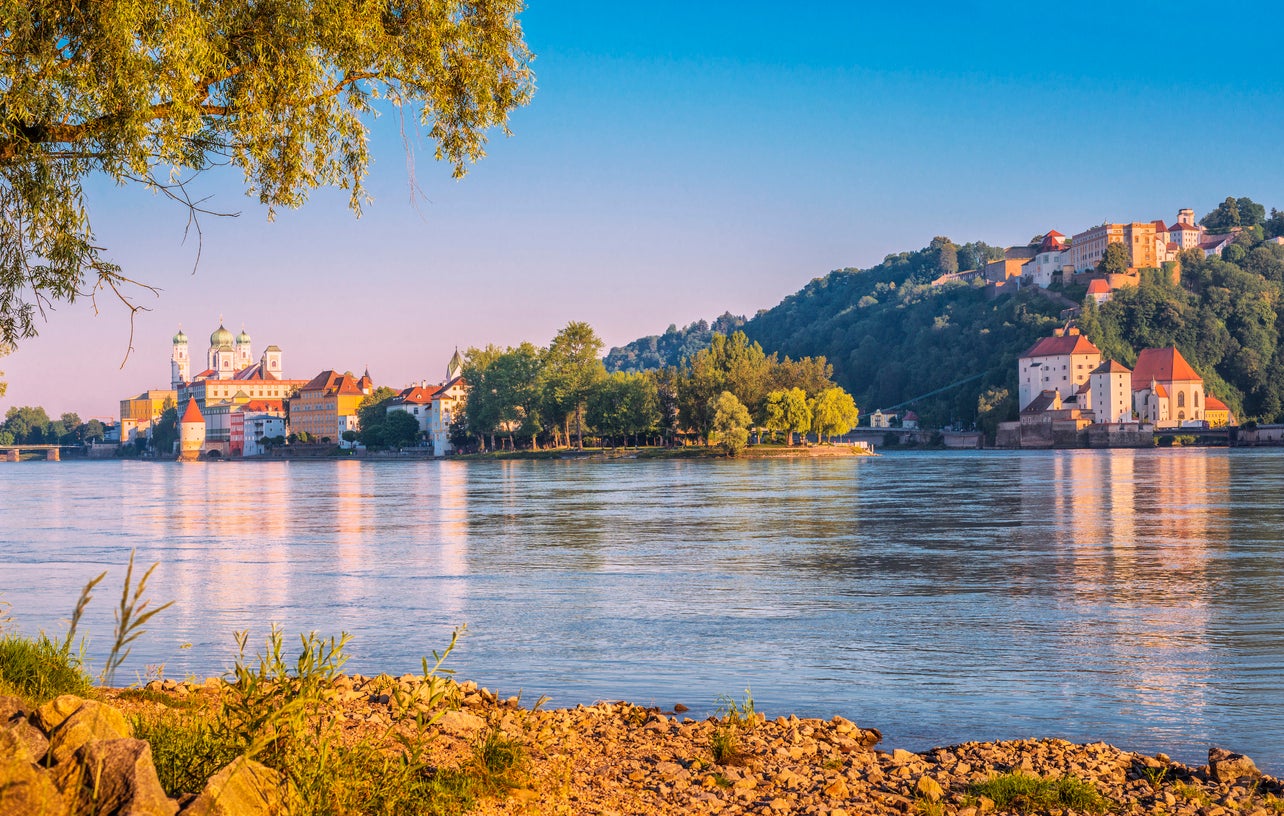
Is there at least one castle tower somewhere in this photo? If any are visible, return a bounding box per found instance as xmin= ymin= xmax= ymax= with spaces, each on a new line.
xmin=171 ymin=328 xmax=190 ymax=389
xmin=1177 ymin=208 xmax=1196 ymax=227
xmin=235 ymin=327 xmax=253 ymax=370
xmin=208 ymin=324 xmax=235 ymax=378
xmin=179 ymin=398 xmax=206 ymax=460
xmin=447 ymin=348 xmax=463 ymax=380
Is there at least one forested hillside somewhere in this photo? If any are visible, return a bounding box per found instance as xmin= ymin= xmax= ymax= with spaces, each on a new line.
xmin=609 ymin=199 xmax=1284 ymax=430
xmin=740 ymin=242 xmax=1062 ymax=429
xmin=605 ymin=312 xmax=745 ymax=372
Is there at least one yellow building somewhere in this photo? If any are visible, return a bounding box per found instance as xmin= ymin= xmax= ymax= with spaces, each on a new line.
xmin=1070 ymin=222 xmax=1167 ymax=273
xmin=289 ymin=370 xmax=374 ymax=441
xmin=1204 ymin=396 xmax=1234 ymax=428
xmin=119 ymin=389 xmax=177 ymax=445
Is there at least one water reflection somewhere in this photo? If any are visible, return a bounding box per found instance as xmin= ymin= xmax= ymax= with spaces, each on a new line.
xmin=0 ymin=451 xmax=1281 ymax=770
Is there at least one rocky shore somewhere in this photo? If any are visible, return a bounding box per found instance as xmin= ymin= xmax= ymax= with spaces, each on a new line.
xmin=3 ymin=674 xmax=1278 ymax=815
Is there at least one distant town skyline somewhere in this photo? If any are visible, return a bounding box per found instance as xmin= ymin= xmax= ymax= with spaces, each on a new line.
xmin=4 ymin=2 xmax=1283 ymax=419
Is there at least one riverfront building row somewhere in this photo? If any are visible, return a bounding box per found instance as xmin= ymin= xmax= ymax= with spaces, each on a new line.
xmin=123 ymin=321 xmax=467 ymax=459
xmin=1000 ymin=328 xmax=1233 ymax=448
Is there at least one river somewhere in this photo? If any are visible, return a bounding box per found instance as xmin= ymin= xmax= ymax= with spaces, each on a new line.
xmin=2 ymin=449 xmax=1282 ymax=771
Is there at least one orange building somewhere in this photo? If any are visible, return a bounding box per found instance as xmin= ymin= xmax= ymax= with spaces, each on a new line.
xmin=289 ymin=370 xmax=374 ymax=441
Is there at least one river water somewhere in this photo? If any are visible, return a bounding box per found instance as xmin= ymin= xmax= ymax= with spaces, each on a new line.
xmin=2 ymin=449 xmax=1282 ymax=771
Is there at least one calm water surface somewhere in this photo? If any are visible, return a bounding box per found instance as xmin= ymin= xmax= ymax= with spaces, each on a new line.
xmin=2 ymin=449 xmax=1283 ymax=771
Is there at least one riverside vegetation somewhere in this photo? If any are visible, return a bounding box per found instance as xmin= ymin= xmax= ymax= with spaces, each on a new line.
xmin=3 ymin=560 xmax=1282 ymax=815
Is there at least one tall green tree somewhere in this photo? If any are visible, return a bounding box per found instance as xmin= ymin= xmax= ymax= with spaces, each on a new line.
xmin=810 ymin=387 xmax=859 ymax=442
xmin=588 ymin=371 xmax=660 ymax=447
xmin=541 ymin=322 xmax=606 ymax=449
xmin=763 ymin=388 xmax=811 ymax=445
xmin=1098 ymin=242 xmax=1131 ymax=276
xmin=356 ymin=386 xmax=400 ymax=432
xmin=382 ymin=410 xmax=421 ymax=448
xmin=710 ymin=391 xmax=750 ymax=456
xmin=0 ymin=0 xmax=534 ymax=346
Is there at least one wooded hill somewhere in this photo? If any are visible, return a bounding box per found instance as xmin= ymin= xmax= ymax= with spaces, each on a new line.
xmin=607 ymin=200 xmax=1284 ymax=430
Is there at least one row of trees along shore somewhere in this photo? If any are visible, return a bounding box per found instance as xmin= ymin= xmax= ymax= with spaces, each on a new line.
xmin=0 ymin=406 xmax=106 ymax=447
xmin=455 ymin=322 xmax=860 ymax=455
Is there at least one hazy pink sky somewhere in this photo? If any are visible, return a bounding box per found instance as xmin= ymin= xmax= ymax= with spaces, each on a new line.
xmin=4 ymin=2 xmax=1283 ymax=420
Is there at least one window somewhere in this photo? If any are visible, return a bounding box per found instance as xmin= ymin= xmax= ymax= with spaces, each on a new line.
xmin=1177 ymin=392 xmax=1186 ymax=408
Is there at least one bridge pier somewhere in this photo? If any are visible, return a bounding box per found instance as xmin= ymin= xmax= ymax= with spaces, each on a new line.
xmin=47 ymin=448 xmax=60 ymax=461
xmin=5 ymin=450 xmax=17 ymax=463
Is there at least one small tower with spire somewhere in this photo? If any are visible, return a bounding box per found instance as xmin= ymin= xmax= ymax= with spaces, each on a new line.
xmin=171 ymin=326 xmax=190 ymax=389
xmin=447 ymin=348 xmax=463 ymax=380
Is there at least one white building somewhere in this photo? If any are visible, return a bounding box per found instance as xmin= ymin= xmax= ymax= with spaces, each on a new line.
xmin=241 ymin=414 xmax=287 ymax=457
xmin=1089 ymin=360 xmax=1133 ymax=424
xmin=1018 ymin=331 xmax=1103 ymax=413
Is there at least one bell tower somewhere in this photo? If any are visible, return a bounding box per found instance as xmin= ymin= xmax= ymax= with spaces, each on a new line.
xmin=171 ymin=327 xmax=190 ymax=389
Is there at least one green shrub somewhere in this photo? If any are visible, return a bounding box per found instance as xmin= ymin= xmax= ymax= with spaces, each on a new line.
xmin=969 ymin=772 xmax=1108 ymax=813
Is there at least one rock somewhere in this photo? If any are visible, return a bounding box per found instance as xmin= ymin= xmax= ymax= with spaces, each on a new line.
xmin=891 ymin=748 xmax=917 ymax=764
xmin=823 ymin=778 xmax=848 ymax=798
xmin=5 ymin=717 xmax=50 ymax=763
xmin=0 ymin=745 xmax=70 ymax=816
xmin=0 ymin=694 xmax=31 ymax=723
xmin=47 ymin=700 xmax=133 ymax=765
xmin=858 ymin=727 xmax=883 ymax=747
xmin=0 ymin=725 xmax=33 ymax=763
xmin=52 ymin=737 xmax=177 ymax=816
xmin=1208 ymin=748 xmax=1261 ymax=783
xmin=916 ymin=775 xmax=944 ymax=802
xmin=437 ymin=710 xmax=486 ymax=737
xmin=182 ymin=755 xmax=290 ymax=816
xmin=35 ymin=695 xmax=88 ymax=733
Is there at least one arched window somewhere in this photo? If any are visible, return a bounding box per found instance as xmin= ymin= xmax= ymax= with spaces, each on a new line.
xmin=1194 ymin=390 xmax=1201 ymax=407
xmin=1178 ymin=411 xmax=1186 ymax=420
xmin=1177 ymin=391 xmax=1186 ymax=408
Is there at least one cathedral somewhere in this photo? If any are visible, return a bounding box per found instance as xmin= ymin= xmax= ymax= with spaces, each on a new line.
xmin=173 ymin=322 xmax=309 ymax=454
xmin=171 ymin=322 xmax=284 ymax=389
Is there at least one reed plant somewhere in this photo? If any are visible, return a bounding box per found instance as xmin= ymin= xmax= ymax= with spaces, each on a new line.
xmin=709 ymin=688 xmax=755 ymax=765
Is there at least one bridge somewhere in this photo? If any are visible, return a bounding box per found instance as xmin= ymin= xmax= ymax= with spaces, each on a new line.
xmin=0 ymin=444 xmax=83 ymax=462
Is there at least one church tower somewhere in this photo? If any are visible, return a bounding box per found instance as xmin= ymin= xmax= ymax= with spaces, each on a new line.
xmin=208 ymin=324 xmax=235 ymax=378
xmin=235 ymin=327 xmax=253 ymax=370
xmin=447 ymin=348 xmax=463 ymax=380
xmin=260 ymin=345 xmax=283 ymax=378
xmin=171 ymin=328 xmax=190 ymax=389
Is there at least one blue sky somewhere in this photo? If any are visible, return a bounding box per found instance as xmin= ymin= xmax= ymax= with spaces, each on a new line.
xmin=4 ymin=1 xmax=1283 ymax=419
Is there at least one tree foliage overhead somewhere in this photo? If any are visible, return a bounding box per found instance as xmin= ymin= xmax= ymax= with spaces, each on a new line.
xmin=0 ymin=0 xmax=534 ymax=344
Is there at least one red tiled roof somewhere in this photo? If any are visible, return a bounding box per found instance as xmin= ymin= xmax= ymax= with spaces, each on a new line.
xmin=1171 ymin=222 xmax=1201 ymax=231
xmin=239 ymin=399 xmax=284 ymax=414
xmin=1132 ymin=347 xmax=1202 ymax=386
xmin=1153 ymin=383 xmax=1169 ymax=398
xmin=392 ymin=386 xmax=435 ymax=405
xmin=1086 ymin=279 xmax=1110 ymax=294
xmin=1205 ymin=395 xmax=1229 ymax=412
xmin=1020 ymin=334 xmax=1102 ymax=359
xmin=180 ymin=398 xmax=204 ymax=424
xmin=1045 ymin=230 xmax=1064 ymax=238
xmin=301 ymin=369 xmax=366 ymax=395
